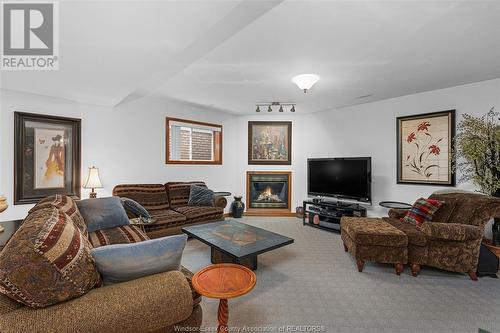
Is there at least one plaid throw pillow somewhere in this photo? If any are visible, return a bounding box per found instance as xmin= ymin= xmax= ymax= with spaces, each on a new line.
xmin=402 ymin=198 xmax=443 ymax=228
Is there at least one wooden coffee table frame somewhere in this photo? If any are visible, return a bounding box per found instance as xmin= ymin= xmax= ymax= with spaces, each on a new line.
xmin=182 ymin=221 xmax=294 ymax=270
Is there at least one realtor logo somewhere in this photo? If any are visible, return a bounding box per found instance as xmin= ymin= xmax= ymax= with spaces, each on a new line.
xmin=1 ymin=2 xmax=59 ymax=70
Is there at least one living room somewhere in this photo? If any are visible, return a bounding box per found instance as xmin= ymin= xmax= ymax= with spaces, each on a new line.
xmin=1 ymin=1 xmax=500 ymax=332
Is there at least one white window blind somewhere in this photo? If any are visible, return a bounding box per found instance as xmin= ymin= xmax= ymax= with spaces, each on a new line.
xmin=169 ymin=123 xmax=218 ymax=161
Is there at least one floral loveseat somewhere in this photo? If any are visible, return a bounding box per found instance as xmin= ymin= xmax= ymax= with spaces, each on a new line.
xmin=384 ymin=191 xmax=500 ymax=280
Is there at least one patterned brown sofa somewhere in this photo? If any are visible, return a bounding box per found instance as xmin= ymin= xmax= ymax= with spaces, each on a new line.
xmin=0 ymin=195 xmax=202 ymax=333
xmin=113 ymin=182 xmax=227 ymax=238
xmin=384 ymin=191 xmax=500 ymax=280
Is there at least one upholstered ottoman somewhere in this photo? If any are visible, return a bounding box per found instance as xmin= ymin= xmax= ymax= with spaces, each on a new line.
xmin=341 ymin=217 xmax=408 ymax=275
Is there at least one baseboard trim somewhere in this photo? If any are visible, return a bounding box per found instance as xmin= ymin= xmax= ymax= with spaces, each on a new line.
xmin=224 ymin=211 xmax=296 ymax=217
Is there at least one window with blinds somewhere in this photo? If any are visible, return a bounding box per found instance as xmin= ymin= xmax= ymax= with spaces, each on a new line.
xmin=166 ymin=117 xmax=222 ymax=164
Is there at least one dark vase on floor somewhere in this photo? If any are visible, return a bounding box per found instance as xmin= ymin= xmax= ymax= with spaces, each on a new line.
xmin=231 ymin=196 xmax=245 ymax=218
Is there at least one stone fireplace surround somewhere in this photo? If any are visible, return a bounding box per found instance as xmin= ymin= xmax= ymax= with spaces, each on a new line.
xmin=246 ymin=171 xmax=292 ymax=216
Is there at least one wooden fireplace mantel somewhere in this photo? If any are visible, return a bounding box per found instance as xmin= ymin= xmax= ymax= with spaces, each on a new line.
xmin=245 ymin=171 xmax=293 ymax=217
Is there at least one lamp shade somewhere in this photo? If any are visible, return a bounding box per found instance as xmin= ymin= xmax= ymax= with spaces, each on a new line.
xmin=83 ymin=166 xmax=103 ymax=189
xmin=292 ymin=74 xmax=320 ymax=93
xmin=0 ymin=196 xmax=7 ymax=213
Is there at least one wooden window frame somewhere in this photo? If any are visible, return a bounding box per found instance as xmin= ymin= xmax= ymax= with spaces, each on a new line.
xmin=166 ymin=117 xmax=222 ymax=165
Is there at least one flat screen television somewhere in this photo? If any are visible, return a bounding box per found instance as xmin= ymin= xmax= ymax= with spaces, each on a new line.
xmin=307 ymin=157 xmax=371 ymax=204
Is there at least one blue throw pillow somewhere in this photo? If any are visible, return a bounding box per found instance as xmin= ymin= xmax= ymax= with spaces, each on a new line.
xmin=188 ymin=185 xmax=214 ymax=206
xmin=90 ymin=234 xmax=187 ymax=284
xmin=76 ymin=197 xmax=130 ymax=233
xmin=120 ymin=197 xmax=152 ymax=222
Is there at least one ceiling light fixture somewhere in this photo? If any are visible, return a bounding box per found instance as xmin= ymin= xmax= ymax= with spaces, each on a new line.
xmin=292 ymin=74 xmax=320 ymax=93
xmin=255 ymin=102 xmax=296 ymax=113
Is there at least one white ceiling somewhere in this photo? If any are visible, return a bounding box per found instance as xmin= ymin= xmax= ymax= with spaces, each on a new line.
xmin=2 ymin=0 xmax=500 ymax=114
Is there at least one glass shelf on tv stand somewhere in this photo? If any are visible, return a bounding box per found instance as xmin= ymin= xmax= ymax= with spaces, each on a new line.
xmin=302 ymin=199 xmax=367 ymax=233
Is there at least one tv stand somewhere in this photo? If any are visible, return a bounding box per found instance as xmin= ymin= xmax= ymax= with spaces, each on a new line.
xmin=303 ymin=199 xmax=367 ymax=233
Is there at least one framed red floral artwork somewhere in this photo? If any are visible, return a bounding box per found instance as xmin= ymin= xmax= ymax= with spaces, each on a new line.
xmin=396 ymin=110 xmax=455 ymax=186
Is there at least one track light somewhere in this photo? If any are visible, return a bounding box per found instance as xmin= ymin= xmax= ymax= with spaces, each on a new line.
xmin=255 ymin=102 xmax=296 ymax=113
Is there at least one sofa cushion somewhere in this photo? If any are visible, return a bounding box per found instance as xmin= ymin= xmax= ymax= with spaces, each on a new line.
xmin=89 ymin=225 xmax=149 ymax=248
xmin=0 ymin=207 xmax=100 ymax=308
xmin=383 ymin=217 xmax=428 ymax=246
xmin=166 ymin=182 xmax=206 ymax=208
xmin=0 ymin=271 xmax=195 ymax=333
xmin=402 ymin=198 xmax=443 ymax=228
xmin=173 ymin=205 xmax=224 ymax=223
xmin=28 ymin=194 xmax=87 ymax=236
xmin=341 ymin=217 xmax=407 ymax=247
xmin=429 ymin=192 xmax=500 ymax=227
xmin=429 ymin=200 xmax=456 ymax=224
xmin=188 ymin=185 xmax=214 ymax=206
xmin=179 ymin=266 xmax=201 ymax=307
xmin=120 ymin=197 xmax=152 ymax=221
xmin=77 ymin=197 xmax=130 ymax=233
xmin=113 ymin=184 xmax=170 ymax=210
xmin=91 ymin=234 xmax=187 ymax=284
xmin=0 ymin=294 xmax=22 ymax=316
xmin=420 ymin=222 xmax=483 ymax=241
xmin=149 ymin=209 xmax=187 ymax=227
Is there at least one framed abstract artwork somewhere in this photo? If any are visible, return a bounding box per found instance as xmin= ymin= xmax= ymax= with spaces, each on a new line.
xmin=396 ymin=110 xmax=455 ymax=186
xmin=14 ymin=112 xmax=81 ymax=204
xmin=248 ymin=121 xmax=292 ymax=165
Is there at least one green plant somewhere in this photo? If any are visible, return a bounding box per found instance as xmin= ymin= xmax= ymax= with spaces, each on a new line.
xmin=454 ymin=107 xmax=500 ymax=195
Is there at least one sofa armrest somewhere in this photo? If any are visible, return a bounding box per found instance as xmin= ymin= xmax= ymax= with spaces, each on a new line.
xmin=388 ymin=208 xmax=409 ymax=219
xmin=0 ymin=270 xmax=194 ymax=333
xmin=214 ymin=195 xmax=227 ymax=209
xmin=420 ymin=222 xmax=483 ymax=242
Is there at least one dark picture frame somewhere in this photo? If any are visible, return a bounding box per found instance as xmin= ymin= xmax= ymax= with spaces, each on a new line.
xmin=396 ymin=110 xmax=455 ymax=186
xmin=14 ymin=112 xmax=81 ymax=204
xmin=248 ymin=121 xmax=292 ymax=165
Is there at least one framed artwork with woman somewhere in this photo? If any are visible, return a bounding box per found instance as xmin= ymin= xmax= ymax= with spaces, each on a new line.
xmin=14 ymin=112 xmax=81 ymax=204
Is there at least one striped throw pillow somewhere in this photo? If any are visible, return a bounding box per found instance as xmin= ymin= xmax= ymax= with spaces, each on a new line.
xmin=0 ymin=207 xmax=100 ymax=308
xmin=402 ymin=198 xmax=443 ymax=229
xmin=120 ymin=197 xmax=152 ymax=222
xmin=188 ymin=185 xmax=214 ymax=206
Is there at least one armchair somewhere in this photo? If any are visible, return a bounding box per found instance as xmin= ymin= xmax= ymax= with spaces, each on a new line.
xmin=385 ymin=191 xmax=500 ymax=280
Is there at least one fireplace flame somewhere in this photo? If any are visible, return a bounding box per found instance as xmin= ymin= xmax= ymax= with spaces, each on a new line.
xmin=256 ymin=186 xmax=282 ymax=203
xmin=263 ymin=186 xmax=272 ymax=197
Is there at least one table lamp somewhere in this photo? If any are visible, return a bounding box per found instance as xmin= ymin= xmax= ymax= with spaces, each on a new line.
xmin=0 ymin=196 xmax=7 ymax=233
xmin=0 ymin=196 xmax=7 ymax=213
xmin=83 ymin=166 xmax=103 ymax=198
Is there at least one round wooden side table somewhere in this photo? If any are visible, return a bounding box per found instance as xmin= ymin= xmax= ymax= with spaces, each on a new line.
xmin=192 ymin=263 xmax=256 ymax=333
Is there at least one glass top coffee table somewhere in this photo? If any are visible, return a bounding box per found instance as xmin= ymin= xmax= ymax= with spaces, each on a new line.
xmin=182 ymin=220 xmax=294 ymax=270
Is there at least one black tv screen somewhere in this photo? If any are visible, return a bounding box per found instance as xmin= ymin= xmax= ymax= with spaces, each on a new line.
xmin=307 ymin=157 xmax=371 ymax=203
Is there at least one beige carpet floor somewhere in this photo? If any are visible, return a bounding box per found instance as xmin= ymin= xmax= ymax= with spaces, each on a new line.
xmin=181 ymin=217 xmax=500 ymax=333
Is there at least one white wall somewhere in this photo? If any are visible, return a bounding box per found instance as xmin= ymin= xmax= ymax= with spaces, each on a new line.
xmin=225 ymin=113 xmax=310 ymax=212
xmin=0 ymin=89 xmax=238 ymax=221
xmin=1 ymin=78 xmax=499 ymax=222
xmin=305 ymin=78 xmax=500 ymax=217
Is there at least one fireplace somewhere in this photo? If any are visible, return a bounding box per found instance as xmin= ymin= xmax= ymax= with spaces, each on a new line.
xmin=246 ymin=171 xmax=291 ymax=214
